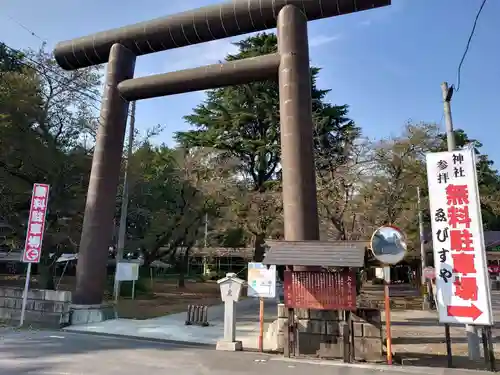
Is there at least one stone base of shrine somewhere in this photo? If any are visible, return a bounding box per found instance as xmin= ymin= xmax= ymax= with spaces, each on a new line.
xmin=272 ymin=304 xmax=384 ymax=361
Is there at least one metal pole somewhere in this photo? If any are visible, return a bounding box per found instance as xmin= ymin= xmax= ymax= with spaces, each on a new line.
xmin=114 ymin=100 xmax=136 ymax=302
xmin=383 ymin=266 xmax=393 ymax=365
xmin=19 ymin=263 xmax=32 ymax=327
xmin=204 ymin=213 xmax=208 ymax=248
xmin=441 ymin=82 xmax=480 ymax=360
xmin=417 ymin=187 xmax=426 ymax=298
xmin=202 ymin=213 xmax=208 ymax=275
xmin=258 ymin=297 xmax=264 ymax=352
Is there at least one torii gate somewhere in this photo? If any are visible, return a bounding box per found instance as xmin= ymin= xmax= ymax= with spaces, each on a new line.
xmin=53 ymin=0 xmax=391 ymax=314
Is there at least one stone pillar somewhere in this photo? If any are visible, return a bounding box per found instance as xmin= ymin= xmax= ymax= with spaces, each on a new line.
xmin=73 ymin=44 xmax=136 ymax=306
xmin=277 ymin=5 xmax=319 ymax=242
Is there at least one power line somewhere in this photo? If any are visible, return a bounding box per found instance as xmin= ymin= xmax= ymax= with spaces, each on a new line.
xmin=454 ymin=0 xmax=487 ymax=93
xmin=3 ymin=42 xmax=136 ymax=122
xmin=1 ymin=14 xmax=103 ymax=106
xmin=3 ymin=14 xmax=101 ymax=97
xmin=2 ymin=43 xmax=102 ymax=106
xmin=4 ymin=14 xmax=46 ymax=43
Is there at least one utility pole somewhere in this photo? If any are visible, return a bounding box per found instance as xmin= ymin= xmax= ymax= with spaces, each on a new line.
xmin=441 ymin=82 xmax=480 ymax=360
xmin=113 ymin=100 xmax=136 ymax=303
xmin=202 ymin=213 xmax=208 ymax=275
xmin=417 ymin=187 xmax=426 ymax=298
xmin=204 ymin=213 xmax=208 ymax=248
xmin=442 ymin=82 xmax=456 ymax=151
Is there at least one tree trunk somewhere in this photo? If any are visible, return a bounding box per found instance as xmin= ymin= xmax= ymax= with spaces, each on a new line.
xmin=252 ymin=232 xmax=266 ymax=262
xmin=177 ymin=270 xmax=185 ymax=288
xmin=38 ymin=260 xmax=55 ymax=290
xmin=177 ymin=251 xmax=189 ymax=288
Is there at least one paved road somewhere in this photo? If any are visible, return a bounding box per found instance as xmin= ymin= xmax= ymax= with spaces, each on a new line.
xmin=0 ymin=329 xmax=483 ymax=375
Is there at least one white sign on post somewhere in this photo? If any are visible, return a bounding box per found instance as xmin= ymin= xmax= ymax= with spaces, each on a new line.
xmin=22 ymin=183 xmax=50 ymax=264
xmin=116 ymin=262 xmax=139 ymax=281
xmin=247 ymin=262 xmax=276 ymax=298
xmin=20 ymin=183 xmax=50 ymax=327
xmin=426 ymin=148 xmax=493 ymax=325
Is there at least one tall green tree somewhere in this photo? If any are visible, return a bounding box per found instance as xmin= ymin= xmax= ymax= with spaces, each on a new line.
xmin=0 ymin=43 xmax=24 ymax=73
xmin=176 ymin=32 xmax=358 ymax=258
xmin=439 ymin=129 xmax=500 ymax=230
xmin=0 ymin=44 xmax=101 ymax=288
xmin=124 ymin=143 xmax=218 ymax=286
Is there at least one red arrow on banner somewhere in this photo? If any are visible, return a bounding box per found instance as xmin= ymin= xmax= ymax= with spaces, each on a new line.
xmin=447 ymin=304 xmax=483 ymax=321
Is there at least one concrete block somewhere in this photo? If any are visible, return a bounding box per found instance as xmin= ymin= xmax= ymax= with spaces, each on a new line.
xmin=325 ymin=320 xmax=340 ymax=335
xmin=362 ymin=323 xmax=382 ymax=338
xmin=353 ymin=309 xmax=381 ymax=327
xmin=352 ymin=337 xmax=384 ymax=362
xmin=294 ymin=308 xmax=309 ymax=319
xmin=51 ymin=301 xmax=68 ymax=313
xmin=27 ymin=289 xmax=45 ymax=300
xmin=277 ymin=304 xmax=288 ymax=318
xmin=2 ymin=297 xmax=18 ymax=309
xmin=4 ymin=288 xmax=23 ymax=298
xmin=44 ymin=290 xmax=71 ymax=302
xmin=277 ymin=333 xmax=285 ymax=352
xmin=25 ymin=300 xmax=36 ymax=311
xmin=316 ymin=340 xmax=343 ymax=358
xmin=352 ymin=321 xmax=363 ymax=337
xmin=33 ymin=300 xmax=56 ymax=312
xmin=216 ymin=340 xmax=242 ymax=351
xmin=296 ymin=332 xmax=322 ymax=355
xmin=0 ymin=308 xmax=14 ymax=320
xmin=297 ymin=319 xmax=324 ymax=334
xmin=265 ymin=318 xmax=288 ymax=352
xmin=69 ymin=304 xmax=117 ymax=325
xmin=0 ymin=287 xmax=72 ymax=328
xmin=309 ymin=310 xmax=341 ymax=321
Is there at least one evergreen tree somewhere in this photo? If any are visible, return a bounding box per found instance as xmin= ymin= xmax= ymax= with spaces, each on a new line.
xmin=175 ymin=32 xmax=359 ymax=257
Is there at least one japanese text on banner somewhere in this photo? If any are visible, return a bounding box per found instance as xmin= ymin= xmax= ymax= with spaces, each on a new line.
xmin=22 ymin=184 xmax=50 ymax=264
xmin=426 ymin=149 xmax=492 ymax=325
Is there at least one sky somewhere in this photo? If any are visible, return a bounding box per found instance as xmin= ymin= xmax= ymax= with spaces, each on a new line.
xmin=2 ymin=0 xmax=499 ymax=165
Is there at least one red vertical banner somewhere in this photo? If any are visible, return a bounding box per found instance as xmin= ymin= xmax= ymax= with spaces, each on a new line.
xmin=22 ymin=183 xmax=50 ymax=264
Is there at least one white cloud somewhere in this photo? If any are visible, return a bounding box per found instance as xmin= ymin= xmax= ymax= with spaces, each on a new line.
xmin=308 ymin=34 xmax=341 ymax=48
xmin=163 ymin=38 xmax=240 ymax=72
xmin=164 ymin=31 xmax=340 ymax=72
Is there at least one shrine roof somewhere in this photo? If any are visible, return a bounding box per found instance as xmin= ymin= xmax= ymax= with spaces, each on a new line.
xmin=262 ymin=240 xmax=365 ymax=267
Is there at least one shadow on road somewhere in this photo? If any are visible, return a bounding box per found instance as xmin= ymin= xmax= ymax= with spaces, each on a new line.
xmin=395 ymin=351 xmax=498 ymax=372
xmin=0 ymin=328 xmax=204 ymax=360
xmin=0 ymin=328 xmax=208 ymax=374
xmin=393 ymin=335 xmax=500 ymax=345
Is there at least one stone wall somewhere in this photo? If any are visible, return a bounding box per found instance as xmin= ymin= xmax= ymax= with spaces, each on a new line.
xmin=0 ymin=287 xmax=71 ymax=327
xmin=272 ymin=304 xmax=383 ymax=361
xmin=351 ymin=308 xmax=384 ymax=361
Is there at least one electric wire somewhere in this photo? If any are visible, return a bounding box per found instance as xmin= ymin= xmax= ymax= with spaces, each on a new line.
xmin=453 ymin=0 xmax=487 ymax=93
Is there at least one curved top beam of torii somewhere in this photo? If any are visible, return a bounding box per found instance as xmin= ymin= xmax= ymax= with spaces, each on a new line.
xmin=53 ymin=0 xmax=390 ymax=71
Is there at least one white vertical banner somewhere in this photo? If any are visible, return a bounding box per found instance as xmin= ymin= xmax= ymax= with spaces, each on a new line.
xmin=22 ymin=183 xmax=50 ymax=263
xmin=20 ymin=183 xmax=50 ymax=327
xmin=426 ymin=148 xmax=492 ymax=325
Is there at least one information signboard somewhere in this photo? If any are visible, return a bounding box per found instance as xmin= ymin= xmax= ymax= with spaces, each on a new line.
xmin=426 ymin=148 xmax=493 ymax=325
xmin=247 ymin=262 xmax=276 ymax=298
xmin=116 ymin=262 xmax=140 ymax=281
xmin=283 ymin=270 xmax=356 ymax=310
